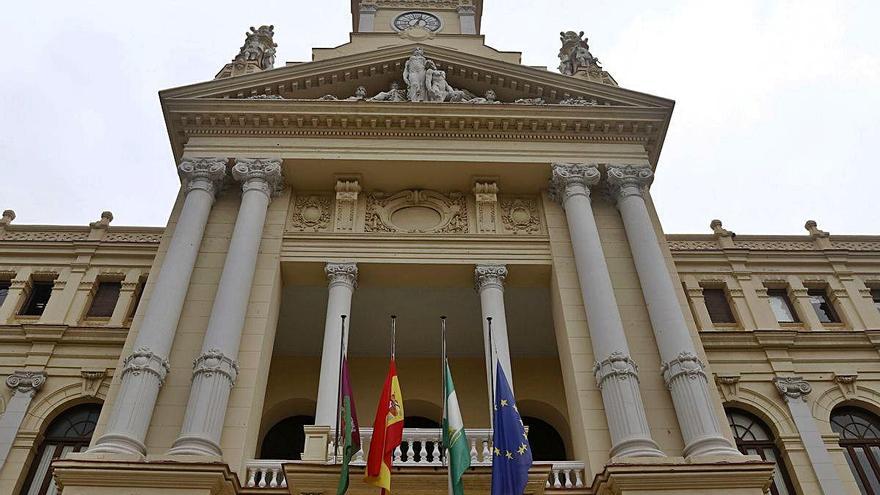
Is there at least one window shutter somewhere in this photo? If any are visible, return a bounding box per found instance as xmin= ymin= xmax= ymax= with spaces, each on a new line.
xmin=87 ymin=282 xmax=121 ymax=318
xmin=703 ymin=288 xmax=735 ymax=324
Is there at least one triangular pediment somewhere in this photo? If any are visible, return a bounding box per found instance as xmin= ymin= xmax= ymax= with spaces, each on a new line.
xmin=160 ymin=44 xmax=674 ymax=166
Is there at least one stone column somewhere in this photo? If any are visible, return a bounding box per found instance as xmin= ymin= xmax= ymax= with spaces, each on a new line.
xmin=0 ymin=371 xmax=46 ymax=468
xmin=548 ymin=163 xmax=663 ymax=458
xmin=475 ymin=264 xmax=514 ymax=419
xmin=88 ymin=157 xmax=226 ymax=456
xmin=607 ymin=164 xmax=739 ymax=457
xmin=774 ymin=377 xmax=845 ymax=495
xmin=169 ymin=158 xmax=282 ymax=456
xmin=457 ymin=5 xmax=477 ymax=34
xmin=314 ymin=262 xmax=358 ymax=427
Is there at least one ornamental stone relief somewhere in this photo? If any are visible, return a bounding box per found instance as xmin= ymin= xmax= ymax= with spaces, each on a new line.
xmin=288 ymin=194 xmax=332 ymax=232
xmin=500 ymin=197 xmax=542 ymax=235
xmin=365 ymin=190 xmax=468 ymax=234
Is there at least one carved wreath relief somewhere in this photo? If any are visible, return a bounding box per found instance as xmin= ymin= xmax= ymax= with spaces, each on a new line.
xmin=500 ymin=197 xmax=541 ymax=234
xmin=365 ymin=190 xmax=468 ymax=234
xmin=288 ymin=194 xmax=332 ymax=232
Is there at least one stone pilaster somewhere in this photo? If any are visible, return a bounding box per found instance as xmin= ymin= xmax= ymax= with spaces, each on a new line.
xmin=334 ymin=179 xmax=361 ymax=232
xmin=0 ymin=371 xmax=46 ymax=467
xmin=548 ymin=163 xmax=663 ymax=458
xmin=473 ymin=181 xmax=499 ymax=233
xmin=89 ymin=157 xmax=226 ymax=456
xmin=169 ymin=158 xmax=282 ymax=456
xmin=607 ymin=164 xmax=739 ymax=458
xmin=315 ymin=262 xmax=358 ymax=427
xmin=773 ymin=377 xmax=844 ymax=495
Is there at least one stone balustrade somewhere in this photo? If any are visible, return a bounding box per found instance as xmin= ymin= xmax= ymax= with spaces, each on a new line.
xmin=246 ymin=427 xmax=585 ymax=490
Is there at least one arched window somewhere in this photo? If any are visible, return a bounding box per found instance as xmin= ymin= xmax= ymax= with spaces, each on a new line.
xmin=831 ymin=407 xmax=880 ymax=494
xmin=21 ymin=403 xmax=101 ymax=495
xmin=260 ymin=415 xmax=314 ymax=460
xmin=726 ymin=409 xmax=795 ymax=495
xmin=403 ymin=416 xmax=440 ymax=429
xmin=521 ymin=416 xmax=566 ymax=461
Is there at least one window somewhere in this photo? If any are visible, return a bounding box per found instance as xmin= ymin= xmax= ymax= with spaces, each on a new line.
xmin=19 ymin=281 xmax=54 ymax=316
xmin=767 ymin=289 xmax=799 ymax=323
xmin=0 ymin=280 xmax=10 ymax=308
xmin=831 ymin=407 xmax=880 ymax=495
xmin=86 ymin=281 xmax=121 ymax=318
xmin=807 ymin=288 xmax=840 ymax=323
xmin=128 ymin=278 xmax=146 ymax=318
xmin=703 ymin=288 xmax=736 ymax=324
xmin=726 ymin=409 xmax=795 ymax=495
xmin=872 ymin=289 xmax=880 ymax=313
xmin=21 ymin=403 xmax=101 ymax=495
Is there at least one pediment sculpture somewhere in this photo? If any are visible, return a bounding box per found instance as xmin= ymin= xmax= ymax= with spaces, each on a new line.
xmin=216 ymin=25 xmax=278 ymax=79
xmin=558 ymin=31 xmax=617 ymax=86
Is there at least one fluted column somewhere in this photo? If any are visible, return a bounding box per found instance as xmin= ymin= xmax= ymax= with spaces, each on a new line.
xmin=475 ymin=264 xmax=514 ymax=422
xmin=549 ymin=163 xmax=663 ymax=458
xmin=607 ymin=164 xmax=739 ymax=457
xmin=0 ymin=371 xmax=46 ymax=468
xmin=169 ymin=158 xmax=283 ymax=456
xmin=314 ymin=262 xmax=358 ymax=427
xmin=89 ymin=158 xmax=226 ymax=456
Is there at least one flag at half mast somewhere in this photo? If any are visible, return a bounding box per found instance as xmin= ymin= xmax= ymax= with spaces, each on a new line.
xmin=364 ymin=359 xmax=404 ymax=494
xmin=443 ymin=362 xmax=471 ymax=495
xmin=491 ymin=362 xmax=533 ymax=495
xmin=336 ymin=357 xmax=360 ymax=495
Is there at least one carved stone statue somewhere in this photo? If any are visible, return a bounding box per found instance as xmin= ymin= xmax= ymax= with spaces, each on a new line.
xmin=346 ymin=86 xmax=368 ymax=101
xmin=557 ymin=30 xmax=617 ymax=85
xmin=369 ymin=82 xmax=407 ymax=102
xmin=426 ymin=61 xmax=455 ymax=102
xmin=403 ymin=47 xmax=429 ymax=102
xmin=216 ymin=25 xmax=278 ymax=79
xmin=466 ymin=89 xmax=500 ymax=104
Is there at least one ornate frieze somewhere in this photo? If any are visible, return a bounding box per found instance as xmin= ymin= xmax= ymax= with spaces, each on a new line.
xmin=593 ymin=351 xmax=640 ymax=388
xmin=661 ymin=351 xmax=708 ymax=389
xmin=192 ymin=349 xmax=239 ymax=386
xmin=774 ymin=376 xmax=812 ymax=401
xmin=5 ymin=371 xmax=47 ymax=397
xmin=120 ymin=347 xmax=171 ymax=385
xmin=365 ymin=190 xmax=468 ymax=234
xmin=500 ymin=197 xmax=541 ymax=234
xmin=288 ymin=194 xmax=332 ymax=232
xmin=178 ymin=158 xmax=228 ymax=198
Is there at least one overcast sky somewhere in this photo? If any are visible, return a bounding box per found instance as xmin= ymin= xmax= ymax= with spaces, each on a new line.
xmin=1 ymin=0 xmax=877 ymax=234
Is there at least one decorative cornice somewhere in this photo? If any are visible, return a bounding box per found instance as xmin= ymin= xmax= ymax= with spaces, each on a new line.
xmin=178 ymin=158 xmax=228 ymax=198
xmin=120 ymin=346 xmax=171 ymax=385
xmin=593 ymin=351 xmax=640 ymax=388
xmin=774 ymin=376 xmax=812 ymax=401
xmin=549 ymin=163 xmax=600 ymax=204
xmin=660 ymin=351 xmax=707 ymax=389
xmin=325 ymin=262 xmax=358 ymax=289
xmin=192 ymin=349 xmax=239 ymax=386
xmin=606 ymin=165 xmax=653 ymax=202
xmin=232 ymin=158 xmax=284 ymax=198
xmin=474 ymin=263 xmax=507 ymax=291
xmin=5 ymin=370 xmax=47 ymax=396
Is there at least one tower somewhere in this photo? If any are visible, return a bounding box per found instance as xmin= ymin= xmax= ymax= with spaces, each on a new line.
xmin=351 ymin=0 xmax=482 ymax=35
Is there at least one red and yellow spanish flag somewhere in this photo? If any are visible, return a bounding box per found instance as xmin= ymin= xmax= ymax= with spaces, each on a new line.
xmin=364 ymin=359 xmax=404 ymax=494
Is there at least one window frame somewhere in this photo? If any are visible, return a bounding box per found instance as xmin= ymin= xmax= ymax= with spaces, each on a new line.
xmin=766 ymin=287 xmax=800 ymax=324
xmin=726 ymin=408 xmax=796 ymax=495
xmin=85 ymin=280 xmax=122 ymax=319
xmin=19 ymin=279 xmax=55 ymax=317
xmin=0 ymin=279 xmax=11 ymax=309
xmin=701 ymin=286 xmax=738 ymax=325
xmin=871 ymin=288 xmax=880 ymax=313
xmin=806 ymin=286 xmax=841 ymax=324
xmin=832 ymin=407 xmax=880 ymax=495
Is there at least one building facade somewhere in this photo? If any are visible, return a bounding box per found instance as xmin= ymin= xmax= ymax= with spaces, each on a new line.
xmin=1 ymin=1 xmax=879 ymax=494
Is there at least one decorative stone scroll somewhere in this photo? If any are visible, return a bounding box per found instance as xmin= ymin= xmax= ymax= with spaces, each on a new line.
xmin=365 ymin=190 xmax=468 ymax=233
xmin=473 ymin=182 xmax=498 ymax=233
xmin=5 ymin=371 xmax=46 ymax=397
xmin=774 ymin=376 xmax=812 ymax=401
xmin=334 ymin=180 xmax=362 ymax=232
xmin=288 ymin=195 xmax=332 ymax=232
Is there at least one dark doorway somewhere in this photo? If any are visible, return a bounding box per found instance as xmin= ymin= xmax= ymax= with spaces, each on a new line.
xmin=260 ymin=415 xmax=315 ymax=460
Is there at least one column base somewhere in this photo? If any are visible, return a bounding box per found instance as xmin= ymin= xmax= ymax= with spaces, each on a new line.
xmin=592 ymin=456 xmax=774 ymax=495
xmin=609 ymin=437 xmax=665 ymax=458
xmin=682 ymin=434 xmax=743 ymax=458
xmin=86 ymin=433 xmax=147 ymax=459
xmin=167 ymin=435 xmax=223 ymax=457
xmin=53 ymin=458 xmax=239 ymax=495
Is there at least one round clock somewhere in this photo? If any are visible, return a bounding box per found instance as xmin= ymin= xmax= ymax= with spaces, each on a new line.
xmin=394 ymin=11 xmax=442 ymax=32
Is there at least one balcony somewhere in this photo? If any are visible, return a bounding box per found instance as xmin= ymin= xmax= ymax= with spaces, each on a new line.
xmin=244 ymin=427 xmax=586 ymax=493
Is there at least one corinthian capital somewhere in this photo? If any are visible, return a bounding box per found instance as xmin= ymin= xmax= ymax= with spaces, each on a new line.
xmin=6 ymin=370 xmax=47 ymax=397
xmin=232 ymin=158 xmax=284 ymax=198
xmin=774 ymin=376 xmax=812 ymax=401
xmin=475 ymin=264 xmax=508 ymax=291
xmin=606 ymin=165 xmax=653 ymax=201
xmin=549 ymin=163 xmax=600 ymax=204
xmin=178 ymin=157 xmax=228 ymax=197
xmin=326 ymin=262 xmax=358 ymax=289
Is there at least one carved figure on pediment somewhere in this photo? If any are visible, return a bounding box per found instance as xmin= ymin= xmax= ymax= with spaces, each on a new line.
xmin=514 ymin=97 xmax=545 ymax=105
xmin=236 ymin=25 xmax=278 ymax=70
xmin=558 ymin=30 xmax=601 ymax=75
xmin=318 ymin=94 xmax=339 ymax=101
xmin=403 ymin=47 xmax=429 ymax=102
xmin=369 ymin=81 xmax=407 ymax=102
xmin=466 ymin=89 xmax=500 ymax=104
xmin=426 ymin=61 xmax=456 ymax=102
xmin=346 ymin=86 xmax=368 ymax=101
xmin=559 ymin=96 xmax=598 ymax=106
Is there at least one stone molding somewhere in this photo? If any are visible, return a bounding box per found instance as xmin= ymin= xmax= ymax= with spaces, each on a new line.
xmin=593 ymin=351 xmax=640 ymax=388
xmin=232 ymin=158 xmax=284 ymax=198
xmin=120 ymin=346 xmax=171 ymax=385
xmin=474 ymin=264 xmax=507 ymax=292
xmin=178 ymin=158 xmax=227 ymax=198
xmin=549 ymin=162 xmax=600 ymax=204
xmin=5 ymin=370 xmax=47 ymax=397
xmin=607 ymin=164 xmax=653 ymax=201
xmin=192 ymin=348 xmax=240 ymax=386
xmin=365 ymin=190 xmax=468 ymax=234
xmin=774 ymin=376 xmax=812 ymax=401
xmin=660 ymin=351 xmax=708 ymax=389
xmin=325 ymin=262 xmax=358 ymax=290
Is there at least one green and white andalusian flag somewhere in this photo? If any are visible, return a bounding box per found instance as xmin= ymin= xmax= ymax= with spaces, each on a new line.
xmin=443 ymin=362 xmax=471 ymax=495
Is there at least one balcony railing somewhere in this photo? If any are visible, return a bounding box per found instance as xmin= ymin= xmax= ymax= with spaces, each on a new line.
xmin=245 ymin=427 xmax=586 ymax=490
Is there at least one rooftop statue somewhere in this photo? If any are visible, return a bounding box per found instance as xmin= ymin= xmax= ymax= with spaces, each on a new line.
xmin=558 ymin=31 xmax=618 ymax=86
xmin=216 ymin=25 xmax=278 ymax=79
xmin=403 ymin=47 xmax=429 ymax=102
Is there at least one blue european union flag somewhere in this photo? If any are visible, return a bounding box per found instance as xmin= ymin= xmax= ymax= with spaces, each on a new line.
xmin=491 ymin=362 xmax=533 ymax=495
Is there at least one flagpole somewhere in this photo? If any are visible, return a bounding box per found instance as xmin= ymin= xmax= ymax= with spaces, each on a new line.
xmin=487 ymin=316 xmax=496 ymax=430
xmin=390 ymin=315 xmax=397 ymax=359
xmin=440 ymin=316 xmax=447 ymax=466
xmin=334 ymin=314 xmax=347 ymax=465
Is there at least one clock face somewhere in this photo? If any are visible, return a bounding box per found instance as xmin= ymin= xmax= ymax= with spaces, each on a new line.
xmin=394 ymin=11 xmax=441 ymax=32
